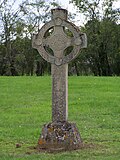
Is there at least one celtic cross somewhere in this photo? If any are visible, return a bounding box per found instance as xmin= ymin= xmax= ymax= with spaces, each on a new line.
xmin=32 ymin=8 xmax=87 ymax=123
xmin=32 ymin=8 xmax=87 ymax=151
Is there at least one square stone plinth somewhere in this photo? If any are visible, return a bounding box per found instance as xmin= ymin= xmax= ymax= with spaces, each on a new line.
xmin=37 ymin=121 xmax=82 ymax=151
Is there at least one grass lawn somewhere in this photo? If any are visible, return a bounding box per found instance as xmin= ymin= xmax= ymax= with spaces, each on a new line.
xmin=0 ymin=76 xmax=120 ymax=160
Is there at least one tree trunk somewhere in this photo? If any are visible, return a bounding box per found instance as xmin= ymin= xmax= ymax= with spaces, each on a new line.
xmin=36 ymin=61 xmax=44 ymax=76
xmin=74 ymin=62 xmax=80 ymax=76
xmin=99 ymin=43 xmax=111 ymax=76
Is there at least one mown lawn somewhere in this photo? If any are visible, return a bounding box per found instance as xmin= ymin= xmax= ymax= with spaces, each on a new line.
xmin=0 ymin=76 xmax=120 ymax=160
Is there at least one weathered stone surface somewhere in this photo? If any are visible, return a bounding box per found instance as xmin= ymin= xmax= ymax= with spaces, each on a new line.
xmin=32 ymin=9 xmax=87 ymax=66
xmin=37 ymin=122 xmax=82 ymax=151
xmin=32 ymin=8 xmax=87 ymax=151
xmin=52 ymin=64 xmax=68 ymax=122
xmin=51 ymin=8 xmax=68 ymax=20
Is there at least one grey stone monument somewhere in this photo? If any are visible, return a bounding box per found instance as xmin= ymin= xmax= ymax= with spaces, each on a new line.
xmin=32 ymin=8 xmax=87 ymax=151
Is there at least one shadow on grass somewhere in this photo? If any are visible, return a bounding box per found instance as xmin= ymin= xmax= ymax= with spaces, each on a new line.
xmin=25 ymin=142 xmax=103 ymax=154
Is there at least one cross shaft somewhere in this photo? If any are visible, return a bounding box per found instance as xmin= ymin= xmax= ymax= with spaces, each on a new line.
xmin=52 ymin=63 xmax=68 ymax=122
xmin=32 ymin=8 xmax=87 ymax=151
xmin=32 ymin=8 xmax=87 ymax=123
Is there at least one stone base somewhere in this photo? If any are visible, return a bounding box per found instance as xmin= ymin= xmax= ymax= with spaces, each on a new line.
xmin=37 ymin=121 xmax=82 ymax=151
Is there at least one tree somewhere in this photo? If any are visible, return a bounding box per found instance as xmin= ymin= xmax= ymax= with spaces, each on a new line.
xmin=71 ymin=0 xmax=101 ymax=20
xmin=18 ymin=0 xmax=58 ymax=76
xmin=0 ymin=0 xmax=58 ymax=76
xmin=0 ymin=0 xmax=23 ymax=75
xmin=71 ymin=0 xmax=120 ymax=76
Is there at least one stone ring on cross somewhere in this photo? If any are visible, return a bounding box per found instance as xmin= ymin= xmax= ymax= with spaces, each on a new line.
xmin=32 ymin=8 xmax=87 ymax=151
xmin=32 ymin=8 xmax=87 ymax=66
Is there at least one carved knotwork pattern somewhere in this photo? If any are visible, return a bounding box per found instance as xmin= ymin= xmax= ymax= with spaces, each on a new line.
xmin=32 ymin=17 xmax=87 ymax=66
xmin=48 ymin=33 xmax=69 ymax=52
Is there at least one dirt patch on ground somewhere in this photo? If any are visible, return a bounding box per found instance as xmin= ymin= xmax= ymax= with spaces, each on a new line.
xmin=26 ymin=142 xmax=101 ymax=154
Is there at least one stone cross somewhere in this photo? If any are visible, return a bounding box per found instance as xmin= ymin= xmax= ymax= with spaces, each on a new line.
xmin=32 ymin=8 xmax=87 ymax=151
xmin=32 ymin=8 xmax=87 ymax=123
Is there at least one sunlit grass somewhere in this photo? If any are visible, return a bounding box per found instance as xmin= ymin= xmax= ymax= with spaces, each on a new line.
xmin=0 ymin=76 xmax=120 ymax=159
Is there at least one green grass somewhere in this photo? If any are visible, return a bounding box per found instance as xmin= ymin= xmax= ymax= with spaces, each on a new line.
xmin=0 ymin=76 xmax=120 ymax=160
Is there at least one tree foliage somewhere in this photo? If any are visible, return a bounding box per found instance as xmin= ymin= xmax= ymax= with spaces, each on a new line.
xmin=70 ymin=0 xmax=120 ymax=76
xmin=0 ymin=0 xmax=57 ymax=76
xmin=0 ymin=0 xmax=120 ymax=76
